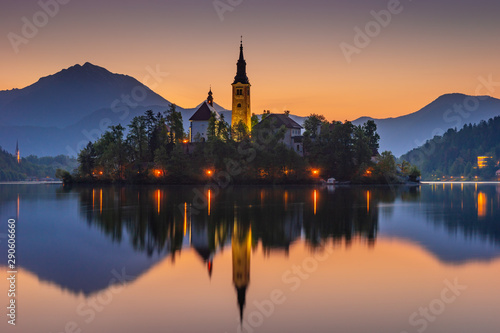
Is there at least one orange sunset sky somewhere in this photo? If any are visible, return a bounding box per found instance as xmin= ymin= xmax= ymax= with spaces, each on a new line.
xmin=1 ymin=0 xmax=499 ymax=121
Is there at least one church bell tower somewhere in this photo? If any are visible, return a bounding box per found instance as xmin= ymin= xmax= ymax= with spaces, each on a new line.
xmin=231 ymin=38 xmax=251 ymax=131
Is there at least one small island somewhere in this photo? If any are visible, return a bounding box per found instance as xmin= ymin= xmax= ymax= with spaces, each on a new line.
xmin=61 ymin=105 xmax=420 ymax=185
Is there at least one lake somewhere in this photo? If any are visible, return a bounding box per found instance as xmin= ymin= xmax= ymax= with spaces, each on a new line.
xmin=1 ymin=183 xmax=499 ymax=333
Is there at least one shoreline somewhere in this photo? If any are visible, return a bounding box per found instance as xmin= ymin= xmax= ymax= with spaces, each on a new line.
xmin=0 ymin=181 xmax=63 ymax=185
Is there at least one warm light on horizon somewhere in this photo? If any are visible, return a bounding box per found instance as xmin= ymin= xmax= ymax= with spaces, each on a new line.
xmin=2 ymin=1 xmax=500 ymax=122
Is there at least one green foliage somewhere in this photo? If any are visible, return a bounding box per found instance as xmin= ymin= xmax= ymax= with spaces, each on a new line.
xmin=363 ymin=120 xmax=380 ymax=152
xmin=165 ymin=104 xmax=184 ymax=143
xmin=408 ymin=165 xmax=421 ymax=182
xmin=232 ymin=120 xmax=249 ymax=142
xmin=374 ymin=151 xmax=397 ymax=180
xmin=207 ymin=113 xmax=230 ymax=142
xmin=55 ymin=169 xmax=72 ymax=183
xmin=303 ymin=113 xmax=326 ymax=139
xmin=401 ymin=117 xmax=500 ymax=180
xmin=127 ymin=115 xmax=149 ymax=169
xmin=304 ymin=118 xmax=378 ymax=181
xmin=78 ymin=142 xmax=97 ymax=177
xmin=94 ymin=125 xmax=128 ymax=180
xmin=251 ymin=113 xmax=260 ymax=128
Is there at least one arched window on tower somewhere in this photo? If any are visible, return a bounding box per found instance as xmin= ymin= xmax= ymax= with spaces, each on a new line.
xmin=237 ymin=103 xmax=242 ymax=108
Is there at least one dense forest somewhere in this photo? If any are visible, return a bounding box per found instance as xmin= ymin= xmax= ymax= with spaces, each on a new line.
xmin=71 ymin=106 xmax=420 ymax=184
xmin=0 ymin=147 xmax=77 ymax=181
xmin=401 ymin=116 xmax=500 ymax=180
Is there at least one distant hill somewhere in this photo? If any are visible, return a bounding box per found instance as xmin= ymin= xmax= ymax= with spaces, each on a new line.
xmin=400 ymin=116 xmax=500 ymax=179
xmin=352 ymin=94 xmax=500 ymax=157
xmin=0 ymin=62 xmax=171 ymax=128
xmin=0 ymin=146 xmax=77 ymax=180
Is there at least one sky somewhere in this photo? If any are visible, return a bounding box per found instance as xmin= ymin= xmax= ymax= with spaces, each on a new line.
xmin=1 ymin=0 xmax=499 ymax=121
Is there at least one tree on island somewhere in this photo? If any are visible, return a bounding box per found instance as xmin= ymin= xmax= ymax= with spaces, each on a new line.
xmin=165 ymin=104 xmax=184 ymax=143
xmin=78 ymin=142 xmax=97 ymax=178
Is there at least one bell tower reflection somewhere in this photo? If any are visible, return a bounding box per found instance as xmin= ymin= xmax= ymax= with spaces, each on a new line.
xmin=232 ymin=219 xmax=251 ymax=323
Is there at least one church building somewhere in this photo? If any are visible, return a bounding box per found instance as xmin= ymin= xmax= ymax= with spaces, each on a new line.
xmin=189 ymin=89 xmax=220 ymax=142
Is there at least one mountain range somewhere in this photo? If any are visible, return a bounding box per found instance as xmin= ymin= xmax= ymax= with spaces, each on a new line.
xmin=0 ymin=63 xmax=498 ymax=157
xmin=352 ymin=93 xmax=500 ymax=156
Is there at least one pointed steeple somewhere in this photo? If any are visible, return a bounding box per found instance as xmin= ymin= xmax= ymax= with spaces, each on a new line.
xmin=207 ymin=87 xmax=214 ymax=107
xmin=237 ymin=285 xmax=247 ymax=324
xmin=233 ymin=38 xmax=249 ymax=84
xmin=16 ymin=140 xmax=20 ymax=164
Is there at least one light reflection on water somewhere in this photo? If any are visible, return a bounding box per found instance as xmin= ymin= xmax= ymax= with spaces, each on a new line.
xmin=0 ymin=183 xmax=499 ymax=333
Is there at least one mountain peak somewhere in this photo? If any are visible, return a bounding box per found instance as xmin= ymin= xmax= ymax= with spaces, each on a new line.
xmin=61 ymin=62 xmax=111 ymax=76
xmin=433 ymin=93 xmax=491 ymax=104
xmin=0 ymin=63 xmax=170 ymax=129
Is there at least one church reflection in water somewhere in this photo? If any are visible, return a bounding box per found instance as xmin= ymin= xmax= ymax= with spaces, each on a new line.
xmin=67 ymin=185 xmax=385 ymax=321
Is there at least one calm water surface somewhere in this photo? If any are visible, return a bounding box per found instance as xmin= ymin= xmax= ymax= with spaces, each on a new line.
xmin=0 ymin=183 xmax=499 ymax=333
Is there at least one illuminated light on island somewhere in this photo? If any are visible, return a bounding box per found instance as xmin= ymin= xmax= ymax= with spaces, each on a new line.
xmin=364 ymin=168 xmax=373 ymax=177
xmin=206 ymin=169 xmax=213 ymax=176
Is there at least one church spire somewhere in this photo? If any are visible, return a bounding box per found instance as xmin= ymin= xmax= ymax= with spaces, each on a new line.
xmin=16 ymin=140 xmax=20 ymax=164
xmin=233 ymin=38 xmax=249 ymax=84
xmin=207 ymin=87 xmax=214 ymax=107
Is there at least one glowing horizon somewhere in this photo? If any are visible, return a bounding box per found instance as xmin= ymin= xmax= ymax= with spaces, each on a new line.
xmin=1 ymin=0 xmax=499 ymax=122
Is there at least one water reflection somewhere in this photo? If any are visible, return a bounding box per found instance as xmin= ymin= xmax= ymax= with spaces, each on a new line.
xmin=69 ymin=186 xmax=383 ymax=258
xmin=0 ymin=183 xmax=500 ymax=329
xmin=420 ymin=184 xmax=500 ymax=245
xmin=232 ymin=221 xmax=251 ymax=323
